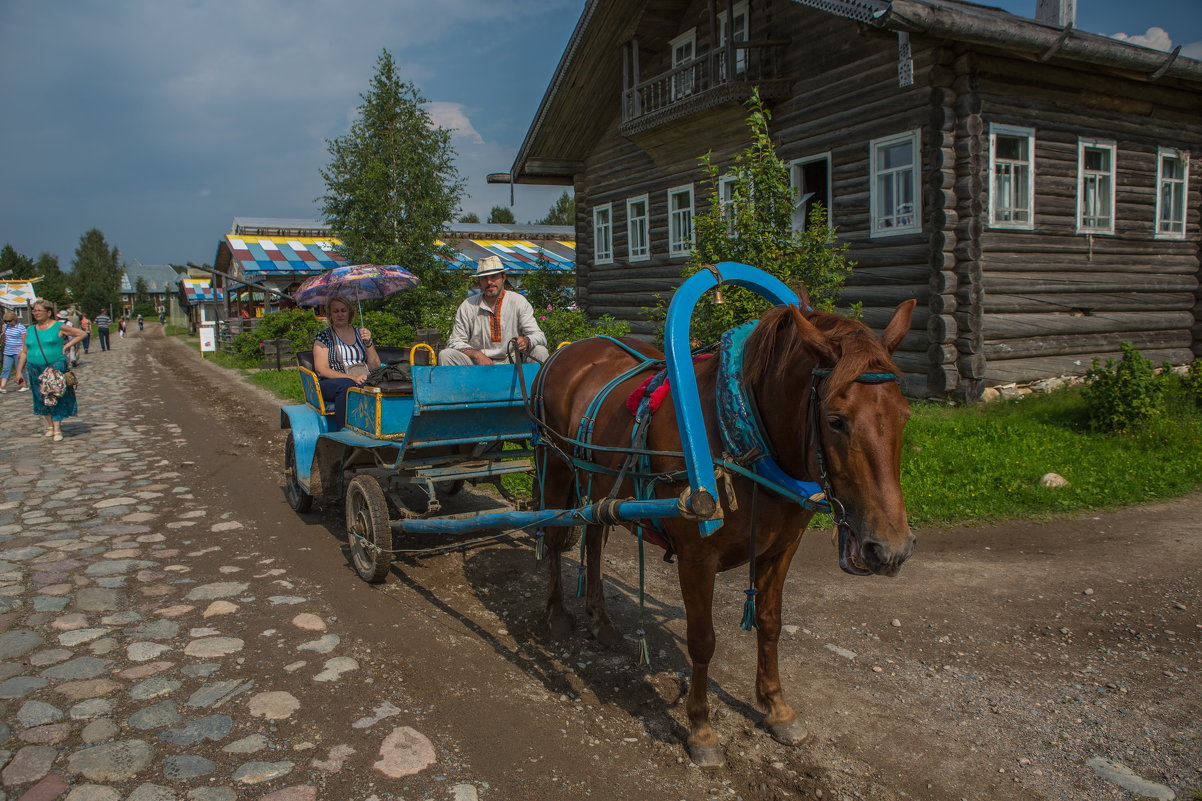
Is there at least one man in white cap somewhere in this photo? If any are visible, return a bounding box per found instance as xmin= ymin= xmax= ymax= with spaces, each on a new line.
xmin=439 ymin=256 xmax=549 ymax=366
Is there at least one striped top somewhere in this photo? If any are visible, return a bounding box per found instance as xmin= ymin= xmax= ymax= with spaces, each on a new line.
xmin=314 ymin=327 xmax=366 ymax=375
xmin=94 ymin=313 xmax=111 ymax=329
xmin=2 ymin=323 xmax=26 ymax=356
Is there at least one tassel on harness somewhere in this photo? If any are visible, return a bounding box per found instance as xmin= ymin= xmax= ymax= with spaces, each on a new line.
xmin=740 ymin=589 xmax=757 ymax=632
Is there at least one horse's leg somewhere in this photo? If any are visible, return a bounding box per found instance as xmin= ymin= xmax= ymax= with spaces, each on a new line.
xmin=538 ymin=448 xmax=575 ymax=638
xmin=753 ymin=536 xmax=809 ymax=745
xmin=677 ymin=557 xmax=724 ymax=768
xmin=583 ymin=525 xmax=623 ymax=649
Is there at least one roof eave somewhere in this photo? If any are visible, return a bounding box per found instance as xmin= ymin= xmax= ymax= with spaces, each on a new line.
xmin=875 ymin=0 xmax=1202 ymax=82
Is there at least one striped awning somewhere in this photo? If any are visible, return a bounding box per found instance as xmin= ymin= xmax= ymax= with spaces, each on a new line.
xmin=181 ymin=278 xmax=224 ymax=305
xmin=440 ymin=239 xmax=576 ymax=273
xmin=0 ymin=282 xmax=36 ymax=308
xmin=225 ymin=235 xmax=349 ymax=279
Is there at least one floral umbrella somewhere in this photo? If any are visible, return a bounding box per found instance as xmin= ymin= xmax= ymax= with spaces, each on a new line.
xmin=292 ymin=264 xmax=420 ymax=310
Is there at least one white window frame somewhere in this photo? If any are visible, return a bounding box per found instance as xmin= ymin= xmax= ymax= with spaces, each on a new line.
xmin=668 ymin=184 xmax=695 ymax=258
xmin=626 ymin=195 xmax=650 ymax=261
xmin=870 ymin=129 xmax=921 ymax=238
xmin=1155 ymin=147 xmax=1189 ymax=240
xmin=670 ymin=29 xmax=697 ymax=101
xmin=593 ymin=203 xmax=613 ymax=264
xmin=789 ymin=153 xmax=833 ymax=231
xmin=717 ymin=173 xmax=739 ymax=233
xmin=988 ymin=124 xmax=1035 ymax=230
xmin=717 ymin=0 xmax=749 ymax=77
xmin=1076 ymin=138 xmax=1116 ymax=235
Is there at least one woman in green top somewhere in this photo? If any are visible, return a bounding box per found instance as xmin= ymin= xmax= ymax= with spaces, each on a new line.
xmin=14 ymin=300 xmax=86 ymax=441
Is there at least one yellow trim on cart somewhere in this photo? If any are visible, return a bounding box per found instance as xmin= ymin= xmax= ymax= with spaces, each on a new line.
xmin=298 ymin=365 xmax=326 ymax=414
xmin=409 ymin=343 xmax=436 ymax=366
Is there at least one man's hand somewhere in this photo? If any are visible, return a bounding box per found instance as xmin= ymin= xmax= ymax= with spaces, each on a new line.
xmin=462 ymin=348 xmax=492 ymax=365
xmin=516 ymin=335 xmax=531 ymax=352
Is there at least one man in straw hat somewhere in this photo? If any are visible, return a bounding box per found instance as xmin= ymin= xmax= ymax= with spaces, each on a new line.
xmin=439 ymin=255 xmax=549 ymax=366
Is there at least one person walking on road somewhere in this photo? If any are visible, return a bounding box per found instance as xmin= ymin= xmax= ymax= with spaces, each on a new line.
xmin=80 ymin=314 xmax=92 ymax=355
xmin=137 ymin=313 xmax=144 ymax=331
xmin=119 ymin=318 xmax=126 ymax=338
xmin=0 ymin=312 xmax=28 ymax=394
xmin=94 ymin=310 xmax=112 ymax=351
xmin=14 ymin=300 xmax=84 ymax=441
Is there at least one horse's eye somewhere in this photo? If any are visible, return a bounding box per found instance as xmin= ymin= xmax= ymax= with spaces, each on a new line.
xmin=826 ymin=416 xmax=847 ymax=433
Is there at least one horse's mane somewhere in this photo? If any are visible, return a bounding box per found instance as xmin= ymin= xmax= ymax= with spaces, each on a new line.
xmin=743 ymin=304 xmax=901 ymax=399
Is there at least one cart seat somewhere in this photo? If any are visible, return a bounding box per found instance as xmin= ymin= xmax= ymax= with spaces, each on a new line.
xmin=295 ymin=347 xmax=422 ymax=395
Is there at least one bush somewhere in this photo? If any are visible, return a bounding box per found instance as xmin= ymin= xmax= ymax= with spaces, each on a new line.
xmin=537 ymin=307 xmax=629 ymax=349
xmin=1082 ymin=342 xmax=1168 ymax=432
xmin=1180 ymin=359 xmax=1202 ymax=407
xmin=233 ymin=308 xmax=325 ymax=363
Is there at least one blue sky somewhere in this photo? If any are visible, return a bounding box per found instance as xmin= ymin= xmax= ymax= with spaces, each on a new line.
xmin=0 ymin=0 xmax=1198 ymax=269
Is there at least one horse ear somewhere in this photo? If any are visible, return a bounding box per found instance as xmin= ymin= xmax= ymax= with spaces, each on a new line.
xmin=794 ymin=283 xmax=814 ymax=313
xmin=879 ymin=299 xmax=918 ymax=354
xmin=788 ymin=305 xmax=837 ymax=365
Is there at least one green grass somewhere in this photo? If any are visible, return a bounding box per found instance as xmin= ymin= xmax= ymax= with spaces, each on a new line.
xmin=248 ymin=368 xmax=304 ymax=403
xmin=901 ymin=385 xmax=1202 ymax=526
xmin=165 ymin=324 xmax=191 ymax=337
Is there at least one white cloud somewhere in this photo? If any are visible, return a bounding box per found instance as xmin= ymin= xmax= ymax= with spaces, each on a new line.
xmin=426 ymin=102 xmax=485 ymax=145
xmin=1110 ymin=26 xmax=1174 ymax=51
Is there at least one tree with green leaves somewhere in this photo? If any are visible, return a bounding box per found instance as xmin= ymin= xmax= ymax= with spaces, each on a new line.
xmin=679 ymin=90 xmax=855 ymax=345
xmin=458 ymin=212 xmax=480 ymax=224
xmin=487 ymin=205 xmax=516 ymax=225
xmin=320 ymin=49 xmax=467 ymax=332
xmin=536 ymin=191 xmax=575 ymax=226
xmin=0 ymin=245 xmax=36 ymax=280
xmin=33 ymin=254 xmax=70 ymax=306
xmin=70 ymin=229 xmax=123 ymax=317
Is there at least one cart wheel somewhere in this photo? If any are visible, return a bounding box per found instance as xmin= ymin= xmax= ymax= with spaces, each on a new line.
xmin=346 ymin=474 xmax=393 ymax=583
xmin=283 ymin=433 xmax=313 ymax=513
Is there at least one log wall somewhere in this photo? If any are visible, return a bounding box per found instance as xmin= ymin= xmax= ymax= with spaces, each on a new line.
xmin=570 ymin=0 xmax=1202 ymax=397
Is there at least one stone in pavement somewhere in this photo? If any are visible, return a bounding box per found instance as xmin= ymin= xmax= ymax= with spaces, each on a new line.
xmin=74 ymin=589 xmax=122 ymax=612
xmin=313 ymin=656 xmax=358 ymax=682
xmin=126 ymin=783 xmax=177 ymax=801
xmin=186 ymin=789 xmax=236 ymax=801
xmin=0 ymin=676 xmax=48 ymax=698
xmin=18 ymin=722 xmax=73 ymax=745
xmin=55 ymin=678 xmax=120 ymax=701
xmin=183 ymin=637 xmax=243 ymax=658
xmin=13 ymin=772 xmax=69 ymax=801
xmin=17 ymin=700 xmax=65 ymax=727
xmin=128 ymin=701 xmax=182 ymax=730
xmin=1 ymin=744 xmax=57 ymax=785
xmin=260 ymin=786 xmax=317 ymax=801
xmin=290 ymin=614 xmax=325 ymax=631
xmin=80 ymin=719 xmax=119 ymax=744
xmin=64 ymin=785 xmax=121 ymax=801
xmin=184 ymin=583 xmax=247 ymax=601
xmin=201 ymin=601 xmax=237 ymax=618
xmin=68 ymin=739 xmax=155 ymax=781
xmin=185 ymin=680 xmax=254 ymax=709
xmin=247 ymin=691 xmax=299 ymax=720
xmin=310 ymin=744 xmax=354 ymax=772
xmin=296 ymin=634 xmax=339 ymax=654
xmin=223 ymin=734 xmax=269 ymax=754
xmin=157 ymin=715 xmax=233 ymax=746
xmin=162 ymin=755 xmax=216 ymax=779
xmin=0 ymin=630 xmax=43 ymax=659
xmin=41 ymin=657 xmax=109 ymax=679
xmin=231 ymin=761 xmax=294 ymax=784
xmin=373 ymin=726 xmax=436 ymax=778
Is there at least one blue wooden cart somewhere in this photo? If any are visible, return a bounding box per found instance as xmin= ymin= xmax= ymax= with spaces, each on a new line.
xmin=280 ymin=263 xmax=817 ymax=583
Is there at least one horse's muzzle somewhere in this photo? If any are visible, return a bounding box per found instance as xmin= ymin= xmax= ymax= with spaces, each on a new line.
xmin=860 ymin=534 xmax=914 ymax=577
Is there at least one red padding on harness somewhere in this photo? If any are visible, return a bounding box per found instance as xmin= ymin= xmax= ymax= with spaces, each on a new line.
xmin=625 ymin=355 xmax=713 ymax=417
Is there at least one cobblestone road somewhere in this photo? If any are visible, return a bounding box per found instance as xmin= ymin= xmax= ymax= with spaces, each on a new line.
xmin=0 ymin=335 xmax=483 ymax=801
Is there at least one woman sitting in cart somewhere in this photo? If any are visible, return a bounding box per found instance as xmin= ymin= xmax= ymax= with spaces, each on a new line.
xmin=312 ymin=295 xmax=380 ymax=431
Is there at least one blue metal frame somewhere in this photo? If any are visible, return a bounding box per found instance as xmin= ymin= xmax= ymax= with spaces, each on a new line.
xmin=280 ymin=404 xmax=328 ymax=491
xmin=663 ymin=262 xmax=799 ymax=535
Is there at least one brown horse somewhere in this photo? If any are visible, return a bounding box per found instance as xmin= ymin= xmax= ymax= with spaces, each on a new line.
xmin=532 ymin=295 xmax=917 ymax=767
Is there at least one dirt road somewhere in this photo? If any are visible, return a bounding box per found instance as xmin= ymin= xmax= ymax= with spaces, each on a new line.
xmin=148 ymin=329 xmax=1201 ymax=801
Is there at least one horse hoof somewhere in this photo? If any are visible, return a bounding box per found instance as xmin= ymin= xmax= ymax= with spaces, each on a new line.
xmin=547 ymin=610 xmax=574 ymax=639
xmin=766 ymin=717 xmax=810 ymax=746
xmin=688 ymin=742 xmax=725 ymax=769
xmin=590 ymin=623 xmax=625 ymax=650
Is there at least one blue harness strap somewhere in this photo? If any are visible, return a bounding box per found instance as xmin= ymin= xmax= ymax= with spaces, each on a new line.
xmin=716 ymin=322 xmax=830 ymax=511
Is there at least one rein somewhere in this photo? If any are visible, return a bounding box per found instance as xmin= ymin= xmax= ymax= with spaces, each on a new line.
xmin=807 ymin=366 xmax=899 ymax=558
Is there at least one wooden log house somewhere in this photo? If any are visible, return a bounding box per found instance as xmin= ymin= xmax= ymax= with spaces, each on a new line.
xmin=499 ymin=0 xmax=1202 ymax=397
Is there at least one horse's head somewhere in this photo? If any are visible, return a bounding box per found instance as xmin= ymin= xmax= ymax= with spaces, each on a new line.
xmin=746 ymin=297 xmax=918 ymax=577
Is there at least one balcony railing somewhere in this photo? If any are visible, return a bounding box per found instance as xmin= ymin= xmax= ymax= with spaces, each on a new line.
xmin=621 ymin=40 xmax=790 ymax=134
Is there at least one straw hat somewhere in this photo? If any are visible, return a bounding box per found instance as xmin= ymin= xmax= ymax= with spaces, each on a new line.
xmin=473 ymin=256 xmax=506 ymax=278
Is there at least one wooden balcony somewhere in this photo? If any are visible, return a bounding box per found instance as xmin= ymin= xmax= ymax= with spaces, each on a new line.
xmin=619 ymin=41 xmax=791 ymax=136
